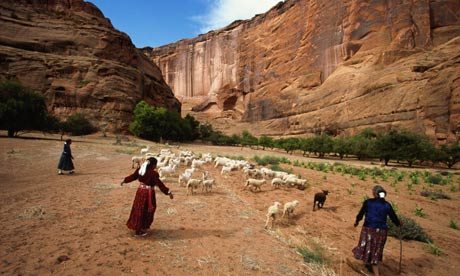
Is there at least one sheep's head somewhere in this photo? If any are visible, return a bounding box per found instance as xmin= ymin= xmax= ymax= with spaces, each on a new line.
xmin=322 ymin=190 xmax=329 ymax=195
xmin=274 ymin=201 xmax=282 ymax=207
xmin=293 ymin=200 xmax=299 ymax=206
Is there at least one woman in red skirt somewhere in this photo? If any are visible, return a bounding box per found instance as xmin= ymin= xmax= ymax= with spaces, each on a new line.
xmin=352 ymin=185 xmax=401 ymax=276
xmin=120 ymin=157 xmax=174 ymax=236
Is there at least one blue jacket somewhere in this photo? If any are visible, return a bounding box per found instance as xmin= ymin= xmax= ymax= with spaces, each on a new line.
xmin=356 ymin=198 xmax=400 ymax=230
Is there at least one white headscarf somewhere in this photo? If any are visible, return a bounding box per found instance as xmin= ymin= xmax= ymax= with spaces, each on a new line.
xmin=139 ymin=160 xmax=150 ymax=176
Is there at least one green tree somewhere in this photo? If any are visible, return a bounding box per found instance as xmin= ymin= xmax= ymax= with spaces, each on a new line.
xmin=311 ymin=134 xmax=334 ymax=158
xmin=438 ymin=143 xmax=460 ymax=168
xmin=299 ymin=137 xmax=314 ymax=156
xmin=375 ymin=129 xmax=434 ymax=167
xmin=0 ymin=80 xmax=56 ymax=137
xmin=275 ymin=137 xmax=300 ymax=154
xmin=184 ymin=114 xmax=200 ymax=140
xmin=349 ymin=133 xmax=374 ymax=160
xmin=240 ymin=130 xmax=258 ymax=148
xmin=333 ymin=137 xmax=352 ymax=159
xmin=259 ymin=135 xmax=274 ymax=150
xmin=129 ymin=101 xmax=201 ymax=142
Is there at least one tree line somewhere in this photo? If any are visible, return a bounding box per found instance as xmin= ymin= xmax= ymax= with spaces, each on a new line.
xmin=129 ymin=100 xmax=460 ymax=169
xmin=2 ymin=80 xmax=459 ymax=168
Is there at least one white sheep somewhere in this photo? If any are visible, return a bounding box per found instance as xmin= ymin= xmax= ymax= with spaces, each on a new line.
xmin=243 ymin=168 xmax=262 ymax=179
xmin=283 ymin=200 xmax=300 ymax=218
xmin=140 ymin=145 xmax=150 ymax=155
xmin=264 ymin=201 xmax=282 ymax=229
xmin=202 ymin=179 xmax=215 ymax=193
xmin=191 ymin=159 xmax=205 ymax=169
xmin=158 ymin=163 xmax=177 ymax=178
xmin=284 ymin=176 xmax=308 ymax=188
xmin=221 ymin=165 xmax=233 ymax=175
xmin=178 ymin=170 xmax=193 ymax=186
xmin=271 ymin=177 xmax=285 ymax=189
xmin=186 ymin=178 xmax=202 ymax=195
xmin=131 ymin=156 xmax=144 ymax=169
xmin=242 ymin=178 xmax=266 ymax=192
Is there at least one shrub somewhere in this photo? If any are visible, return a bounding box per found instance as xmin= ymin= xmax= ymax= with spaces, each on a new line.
xmin=62 ymin=113 xmax=96 ymax=136
xmin=424 ymin=242 xmax=442 ymax=256
xmin=413 ymin=205 xmax=427 ymax=218
xmin=420 ymin=190 xmax=451 ymax=200
xmin=388 ymin=215 xmax=432 ymax=243
xmin=425 ymin=174 xmax=445 ymax=185
xmin=449 ymin=219 xmax=458 ymax=230
xmin=297 ymin=243 xmax=329 ymax=264
xmin=253 ymin=155 xmax=281 ymax=166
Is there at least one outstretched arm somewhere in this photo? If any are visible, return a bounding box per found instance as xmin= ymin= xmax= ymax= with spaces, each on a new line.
xmin=354 ymin=201 xmax=367 ymax=227
xmin=120 ymin=169 xmax=139 ymax=186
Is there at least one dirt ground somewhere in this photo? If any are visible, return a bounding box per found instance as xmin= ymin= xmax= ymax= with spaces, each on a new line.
xmin=1 ymin=131 xmax=459 ymax=276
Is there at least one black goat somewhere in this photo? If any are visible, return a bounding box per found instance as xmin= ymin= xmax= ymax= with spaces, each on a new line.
xmin=313 ymin=190 xmax=329 ymax=211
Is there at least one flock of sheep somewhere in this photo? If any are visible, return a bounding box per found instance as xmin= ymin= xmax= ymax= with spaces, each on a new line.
xmin=132 ymin=145 xmax=329 ymax=229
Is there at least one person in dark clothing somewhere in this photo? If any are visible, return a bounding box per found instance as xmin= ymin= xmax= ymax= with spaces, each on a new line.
xmin=57 ymin=139 xmax=75 ymax=175
xmin=352 ymin=185 xmax=401 ymax=276
xmin=120 ymin=157 xmax=174 ymax=236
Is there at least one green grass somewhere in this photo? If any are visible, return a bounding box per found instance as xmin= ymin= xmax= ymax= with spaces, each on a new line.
xmin=297 ymin=243 xmax=329 ymax=265
xmin=424 ymin=242 xmax=442 ymax=256
xmin=413 ymin=205 xmax=427 ymax=218
xmin=449 ymin=219 xmax=458 ymax=230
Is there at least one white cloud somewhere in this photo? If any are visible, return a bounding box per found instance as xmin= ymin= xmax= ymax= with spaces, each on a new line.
xmin=196 ymin=0 xmax=283 ymax=33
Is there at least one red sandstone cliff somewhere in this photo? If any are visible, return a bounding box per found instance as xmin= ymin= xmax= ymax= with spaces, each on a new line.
xmin=0 ymin=0 xmax=180 ymax=132
xmin=147 ymin=0 xmax=460 ymax=142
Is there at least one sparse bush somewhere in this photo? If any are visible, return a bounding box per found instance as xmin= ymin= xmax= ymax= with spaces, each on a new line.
xmin=449 ymin=219 xmax=458 ymax=230
xmin=297 ymin=243 xmax=329 ymax=265
xmin=253 ymin=155 xmax=281 ymax=166
xmin=425 ymin=174 xmax=445 ymax=185
xmin=424 ymin=242 xmax=442 ymax=256
xmin=388 ymin=215 xmax=432 ymax=243
xmin=413 ymin=205 xmax=427 ymax=218
xmin=420 ymin=190 xmax=451 ymax=200
xmin=61 ymin=113 xmax=96 ymax=136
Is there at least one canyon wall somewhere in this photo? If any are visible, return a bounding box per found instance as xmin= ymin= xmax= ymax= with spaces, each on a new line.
xmin=0 ymin=0 xmax=180 ymax=132
xmin=147 ymin=0 xmax=460 ymax=142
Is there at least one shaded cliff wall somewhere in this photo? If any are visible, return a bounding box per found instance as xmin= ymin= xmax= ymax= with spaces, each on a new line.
xmin=148 ymin=0 xmax=460 ymax=142
xmin=0 ymin=0 xmax=180 ymax=131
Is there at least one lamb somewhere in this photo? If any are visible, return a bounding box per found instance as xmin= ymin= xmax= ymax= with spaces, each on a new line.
xmin=186 ymin=178 xmax=202 ymax=195
xmin=242 ymin=178 xmax=266 ymax=192
xmin=221 ymin=165 xmax=233 ymax=175
xmin=191 ymin=159 xmax=205 ymax=169
xmin=264 ymin=201 xmax=282 ymax=229
xmin=178 ymin=170 xmax=193 ymax=186
xmin=202 ymin=179 xmax=215 ymax=193
xmin=271 ymin=177 xmax=285 ymax=189
xmin=313 ymin=190 xmax=329 ymax=211
xmin=284 ymin=177 xmax=308 ymax=189
xmin=131 ymin=156 xmax=144 ymax=169
xmin=283 ymin=200 xmax=300 ymax=218
xmin=140 ymin=145 xmax=150 ymax=155
xmin=158 ymin=163 xmax=177 ymax=178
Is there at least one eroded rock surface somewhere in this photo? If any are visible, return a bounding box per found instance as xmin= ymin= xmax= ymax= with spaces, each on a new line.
xmin=0 ymin=0 xmax=180 ymax=131
xmin=148 ymin=0 xmax=460 ymax=142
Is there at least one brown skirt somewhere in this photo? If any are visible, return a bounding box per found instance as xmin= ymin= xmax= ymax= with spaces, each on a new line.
xmin=126 ymin=186 xmax=156 ymax=231
xmin=352 ymin=226 xmax=388 ymax=265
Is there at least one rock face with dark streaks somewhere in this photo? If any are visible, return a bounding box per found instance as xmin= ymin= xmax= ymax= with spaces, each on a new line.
xmin=147 ymin=0 xmax=460 ymax=142
xmin=0 ymin=0 xmax=180 ymax=131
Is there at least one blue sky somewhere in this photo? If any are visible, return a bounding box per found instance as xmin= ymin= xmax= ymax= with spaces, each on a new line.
xmin=88 ymin=0 xmax=283 ymax=48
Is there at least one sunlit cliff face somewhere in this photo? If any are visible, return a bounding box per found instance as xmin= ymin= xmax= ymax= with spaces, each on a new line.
xmin=149 ymin=0 xmax=460 ymax=142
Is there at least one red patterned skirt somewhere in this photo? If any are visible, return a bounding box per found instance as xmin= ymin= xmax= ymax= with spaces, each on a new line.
xmin=352 ymin=226 xmax=388 ymax=265
xmin=126 ymin=185 xmax=157 ymax=231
